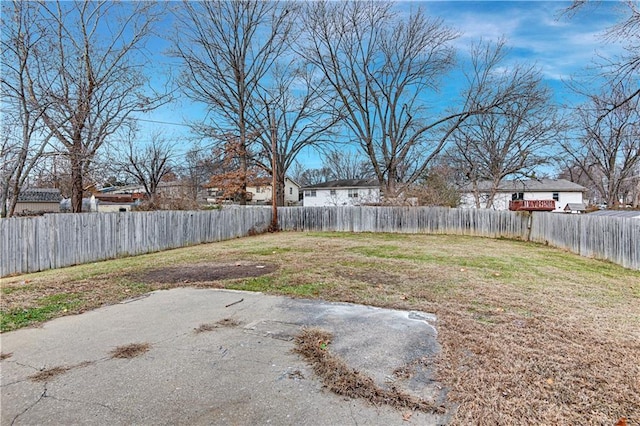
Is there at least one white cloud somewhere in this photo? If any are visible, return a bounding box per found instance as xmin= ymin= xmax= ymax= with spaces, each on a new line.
xmin=419 ymin=1 xmax=624 ymax=81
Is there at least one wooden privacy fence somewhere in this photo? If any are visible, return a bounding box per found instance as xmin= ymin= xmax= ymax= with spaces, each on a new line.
xmin=530 ymin=212 xmax=639 ymax=270
xmin=277 ymin=206 xmax=530 ymax=239
xmin=278 ymin=207 xmax=638 ymax=270
xmin=2 ymin=206 xmax=638 ymax=276
xmin=1 ymin=208 xmax=272 ymax=277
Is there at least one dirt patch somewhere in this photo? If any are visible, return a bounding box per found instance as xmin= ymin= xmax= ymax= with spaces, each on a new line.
xmin=136 ymin=262 xmax=277 ymax=284
xmin=29 ymin=361 xmax=93 ymax=382
xmin=110 ymin=343 xmax=151 ymax=359
xmin=0 ymin=352 xmax=13 ymax=361
xmin=294 ymin=328 xmax=444 ymax=414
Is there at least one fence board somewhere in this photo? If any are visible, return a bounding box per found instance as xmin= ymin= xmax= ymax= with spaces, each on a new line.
xmin=1 ymin=207 xmax=638 ymax=277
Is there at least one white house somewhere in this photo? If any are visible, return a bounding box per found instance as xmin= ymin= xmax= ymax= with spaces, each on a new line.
xmin=248 ymin=177 xmax=300 ymax=206
xmin=206 ymin=177 xmax=300 ymax=206
xmin=459 ymin=179 xmax=586 ymax=213
xmin=302 ymin=179 xmax=381 ymax=207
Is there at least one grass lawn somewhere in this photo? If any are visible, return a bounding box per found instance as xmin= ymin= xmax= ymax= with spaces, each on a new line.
xmin=1 ymin=232 xmax=639 ymax=424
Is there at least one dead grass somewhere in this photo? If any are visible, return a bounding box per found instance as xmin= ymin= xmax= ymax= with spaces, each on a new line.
xmin=194 ymin=318 xmax=240 ymax=333
xmin=2 ymin=232 xmax=639 ymax=424
xmin=29 ymin=361 xmax=93 ymax=382
xmin=109 ymin=343 xmax=151 ymax=359
xmin=294 ymin=328 xmax=444 ymax=414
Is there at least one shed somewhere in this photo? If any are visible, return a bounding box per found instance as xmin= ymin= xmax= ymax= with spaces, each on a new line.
xmin=564 ymin=203 xmax=587 ymax=214
xmin=14 ymin=188 xmax=62 ymax=215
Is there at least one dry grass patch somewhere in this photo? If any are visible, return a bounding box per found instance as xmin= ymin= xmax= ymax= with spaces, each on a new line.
xmin=29 ymin=361 xmax=93 ymax=382
xmin=109 ymin=343 xmax=151 ymax=359
xmin=194 ymin=318 xmax=240 ymax=333
xmin=294 ymin=328 xmax=443 ymax=414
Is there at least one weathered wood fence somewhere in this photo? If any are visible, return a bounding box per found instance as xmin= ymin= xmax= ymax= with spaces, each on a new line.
xmin=1 ymin=208 xmax=272 ymax=277
xmin=2 ymin=207 xmax=638 ymax=276
xmin=530 ymin=212 xmax=639 ymax=270
xmin=278 ymin=206 xmax=530 ymax=238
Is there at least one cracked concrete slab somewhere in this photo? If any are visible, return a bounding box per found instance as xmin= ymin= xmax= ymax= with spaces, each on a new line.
xmin=1 ymin=288 xmax=450 ymax=425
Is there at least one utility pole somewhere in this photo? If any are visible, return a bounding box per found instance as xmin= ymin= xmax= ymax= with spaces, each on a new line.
xmin=270 ymin=109 xmax=279 ymax=231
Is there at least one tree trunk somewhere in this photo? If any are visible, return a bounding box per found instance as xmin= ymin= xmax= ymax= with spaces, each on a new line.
xmin=276 ymin=166 xmax=286 ymax=207
xmin=70 ymin=147 xmax=84 ymax=213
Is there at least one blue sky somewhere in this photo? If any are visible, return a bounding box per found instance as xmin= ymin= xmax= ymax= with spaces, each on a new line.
xmin=137 ymin=1 xmax=625 ymax=170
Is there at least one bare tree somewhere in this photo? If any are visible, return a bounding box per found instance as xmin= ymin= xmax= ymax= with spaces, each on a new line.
xmin=561 ymin=83 xmax=640 ymax=206
xmin=26 ymin=1 xmax=167 ymax=213
xmin=300 ymin=2 xmax=530 ymax=200
xmin=321 ymin=149 xmax=375 ymax=181
xmin=249 ymin=61 xmax=340 ymax=206
xmin=0 ymin=1 xmax=54 ymax=217
xmin=172 ymin=0 xmax=294 ymax=205
xmin=446 ymin=41 xmax=563 ymax=208
xmin=115 ymin=132 xmax=175 ymax=198
xmin=407 ymin=163 xmax=460 ymax=207
xmin=566 ymin=1 xmax=640 ymax=113
xmin=181 ymin=144 xmax=222 ymax=202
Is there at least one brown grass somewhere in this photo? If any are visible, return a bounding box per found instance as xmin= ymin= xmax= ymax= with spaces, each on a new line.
xmin=3 ymin=232 xmax=639 ymax=424
xmin=294 ymin=328 xmax=443 ymax=413
xmin=29 ymin=361 xmax=93 ymax=382
xmin=194 ymin=318 xmax=240 ymax=333
xmin=109 ymin=343 xmax=151 ymax=359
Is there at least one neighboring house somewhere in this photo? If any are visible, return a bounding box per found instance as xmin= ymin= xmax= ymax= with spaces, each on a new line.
xmin=564 ymin=203 xmax=587 ymax=214
xmin=14 ymin=188 xmax=62 ymax=215
xmin=302 ymin=179 xmax=381 ymax=207
xmin=207 ymin=177 xmax=301 ymax=206
xmin=60 ymin=195 xmax=98 ymax=213
xmin=93 ymin=193 xmax=144 ymax=212
xmin=101 ymin=184 xmax=146 ymax=195
xmin=248 ymin=177 xmax=300 ymax=206
xmin=459 ymin=179 xmax=586 ymax=213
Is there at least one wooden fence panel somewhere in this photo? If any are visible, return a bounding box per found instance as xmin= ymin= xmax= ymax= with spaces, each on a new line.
xmin=530 ymin=212 xmax=639 ymax=270
xmin=2 ymin=207 xmax=638 ymax=277
xmin=1 ymin=208 xmax=273 ymax=277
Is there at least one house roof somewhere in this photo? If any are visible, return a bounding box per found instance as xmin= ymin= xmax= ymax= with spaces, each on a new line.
xmin=564 ymin=203 xmax=587 ymax=211
xmin=17 ymin=188 xmax=62 ymax=203
xmin=462 ymin=179 xmax=586 ymax=193
xmin=303 ymin=179 xmax=379 ymax=190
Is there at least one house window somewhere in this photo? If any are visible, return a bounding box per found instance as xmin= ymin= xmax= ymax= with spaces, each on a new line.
xmin=289 ymin=187 xmax=293 ymax=195
xmin=511 ymin=192 xmax=524 ymax=200
xmin=330 ymin=189 xmax=336 ymax=196
xmin=306 ymin=190 xmax=316 ymax=197
xmin=348 ymin=189 xmax=358 ymax=198
xmin=552 ymin=192 xmax=559 ymax=201
xmin=256 ymin=186 xmax=263 ymax=193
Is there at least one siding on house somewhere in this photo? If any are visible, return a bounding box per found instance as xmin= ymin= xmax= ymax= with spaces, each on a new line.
xmin=13 ymin=188 xmax=62 ymax=214
xmin=249 ymin=178 xmax=300 ymax=205
xmin=460 ymin=179 xmax=586 ymax=212
xmin=302 ymin=179 xmax=381 ymax=207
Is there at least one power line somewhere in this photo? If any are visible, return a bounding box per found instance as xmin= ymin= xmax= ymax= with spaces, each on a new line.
xmin=135 ymin=118 xmax=193 ymax=127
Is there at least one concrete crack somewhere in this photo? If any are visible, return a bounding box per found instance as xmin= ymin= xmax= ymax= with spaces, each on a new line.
xmin=348 ymin=402 xmax=359 ymax=426
xmin=11 ymin=384 xmax=47 ymax=426
xmin=48 ymin=395 xmax=115 ymax=412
